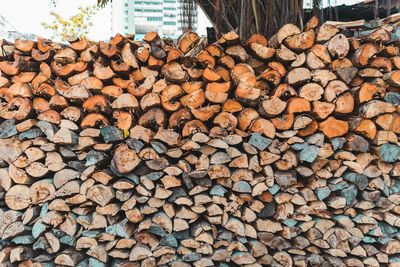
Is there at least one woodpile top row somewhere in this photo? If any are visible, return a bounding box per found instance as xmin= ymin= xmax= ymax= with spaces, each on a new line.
xmin=0 ymin=15 xmax=400 ymax=267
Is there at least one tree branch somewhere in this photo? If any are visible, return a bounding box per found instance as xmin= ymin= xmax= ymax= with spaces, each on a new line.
xmin=252 ymin=0 xmax=261 ymax=33
xmin=206 ymin=0 xmax=234 ymax=32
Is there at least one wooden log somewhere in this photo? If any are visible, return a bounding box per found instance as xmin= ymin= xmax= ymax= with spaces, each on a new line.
xmin=54 ymin=249 xmax=84 ymax=266
xmin=93 ymin=61 xmax=116 ymax=80
xmin=286 ymin=97 xmax=311 ymax=114
xmin=250 ymin=118 xmax=275 ymax=138
xmin=285 ymin=30 xmax=315 ymax=52
xmin=249 ymin=43 xmax=275 ymax=60
xmin=193 ymin=105 xmax=220 ymax=121
xmin=383 ymin=70 xmax=400 ymax=87
xmin=111 ymin=144 xmax=141 ymax=174
xmin=308 ymin=45 xmax=330 ymax=67
xmin=306 ymin=51 xmax=325 ymax=69
xmin=277 ymin=24 xmax=301 ymax=44
xmin=87 ymin=184 xmax=115 ymax=207
xmin=359 ymin=100 xmax=395 ymax=118
xmin=162 ymin=62 xmax=187 ymax=83
xmin=259 ymin=96 xmax=287 ymax=117
xmin=260 ymin=68 xmax=281 ymax=87
xmin=121 ymin=43 xmax=139 ymax=68
xmin=352 ymin=43 xmax=378 ymax=67
xmin=83 ymin=95 xmax=111 ymax=114
xmin=235 ymin=83 xmax=261 ymax=107
xmin=168 ymin=108 xmax=191 ymax=128
xmin=273 ymin=84 xmax=297 ymax=99
xmin=304 ymin=16 xmax=319 ymax=31
xmin=319 ymin=117 xmax=348 ymax=138
xmin=327 ymin=34 xmax=349 ymax=59
xmin=226 ymin=45 xmax=247 ymax=62
xmin=375 ymin=113 xmax=400 ymax=134
xmin=178 ymin=31 xmax=200 ymax=53
xmin=81 ymin=113 xmax=110 ymax=129
xmin=312 ymin=69 xmax=336 ymax=87
xmin=335 ymin=92 xmax=354 ymax=114
xmin=287 ymin=68 xmax=311 ymax=85
xmin=316 ymin=23 xmax=339 ymax=43
xmin=5 ymin=185 xmax=31 ymax=210
xmin=312 ymin=101 xmax=335 ymax=120
xmin=0 ymin=97 xmax=32 ymax=121
xmin=324 ymin=80 xmax=349 ymax=102
xmin=271 ymin=113 xmax=294 ymax=130
xmin=299 ymin=83 xmax=324 ymax=101
xmin=111 ymin=59 xmax=131 ymax=73
xmin=139 ymin=108 xmax=166 ymax=130
xmin=276 ymin=44 xmax=297 ymax=62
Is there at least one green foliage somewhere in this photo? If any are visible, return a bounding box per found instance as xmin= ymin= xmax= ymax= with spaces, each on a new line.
xmin=41 ymin=5 xmax=99 ymax=41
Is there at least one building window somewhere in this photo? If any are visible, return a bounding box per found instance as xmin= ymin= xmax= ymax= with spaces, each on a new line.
xmin=179 ymin=26 xmax=197 ymax=31
xmin=178 ymin=19 xmax=197 ymax=23
xmin=164 ymin=14 xmax=176 ymax=17
xmin=135 ymin=1 xmax=162 ymax=5
xmin=164 ymin=7 xmax=176 ymax=10
xmin=135 ymin=9 xmax=162 ymax=12
xmin=164 ymin=0 xmax=176 ymax=3
xmin=163 ymin=21 xmax=176 ymax=25
xmin=136 ymin=29 xmax=147 ymax=34
xmin=147 ymin=17 xmax=162 ymax=21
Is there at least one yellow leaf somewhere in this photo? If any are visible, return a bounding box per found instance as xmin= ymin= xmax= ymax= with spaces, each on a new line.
xmin=123 ymin=129 xmax=130 ymax=138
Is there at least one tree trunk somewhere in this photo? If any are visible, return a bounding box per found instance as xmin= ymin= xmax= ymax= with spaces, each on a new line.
xmin=198 ymin=0 xmax=304 ymax=40
xmin=313 ymin=0 xmax=323 ymax=24
xmin=239 ymin=0 xmax=247 ymax=40
xmin=386 ymin=0 xmax=392 ymax=16
xmin=265 ymin=0 xmax=277 ymax=38
xmin=375 ymin=0 xmax=379 ymax=19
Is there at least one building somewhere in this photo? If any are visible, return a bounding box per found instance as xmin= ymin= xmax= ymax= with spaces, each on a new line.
xmin=0 ymin=18 xmax=6 ymax=39
xmin=111 ymin=0 xmax=198 ymax=39
xmin=0 ymin=16 xmax=39 ymax=42
xmin=5 ymin=31 xmax=40 ymax=42
xmin=304 ymin=0 xmax=312 ymax=9
xmin=303 ymin=0 xmax=339 ymax=9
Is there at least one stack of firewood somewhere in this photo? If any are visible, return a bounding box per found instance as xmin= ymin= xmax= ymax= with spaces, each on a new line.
xmin=1 ymin=15 xmax=400 ymax=266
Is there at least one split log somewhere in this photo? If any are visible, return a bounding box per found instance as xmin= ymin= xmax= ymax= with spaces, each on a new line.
xmin=319 ymin=117 xmax=348 ymax=138
xmin=353 ymin=43 xmax=378 ymax=67
xmin=285 ymin=30 xmax=315 ymax=52
xmin=0 ymin=16 xmax=399 ymax=267
xmin=276 ymin=24 xmax=301 ymax=44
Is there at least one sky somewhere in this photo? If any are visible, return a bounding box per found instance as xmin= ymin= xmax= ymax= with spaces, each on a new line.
xmin=0 ymin=0 xmax=364 ymax=42
xmin=0 ymin=0 xmax=212 ymax=41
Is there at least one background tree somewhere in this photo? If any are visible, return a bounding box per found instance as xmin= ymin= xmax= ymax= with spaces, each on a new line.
xmin=97 ymin=0 xmax=308 ymax=39
xmin=197 ymin=0 xmax=314 ymax=40
xmin=181 ymin=0 xmax=197 ymax=31
xmin=42 ymin=5 xmax=99 ymax=41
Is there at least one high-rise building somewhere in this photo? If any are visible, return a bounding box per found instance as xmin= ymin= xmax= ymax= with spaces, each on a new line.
xmin=111 ymin=0 xmax=198 ymax=39
xmin=0 ymin=18 xmax=6 ymax=39
xmin=0 ymin=16 xmax=39 ymax=42
xmin=304 ymin=0 xmax=313 ymax=9
xmin=304 ymin=0 xmax=339 ymax=9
